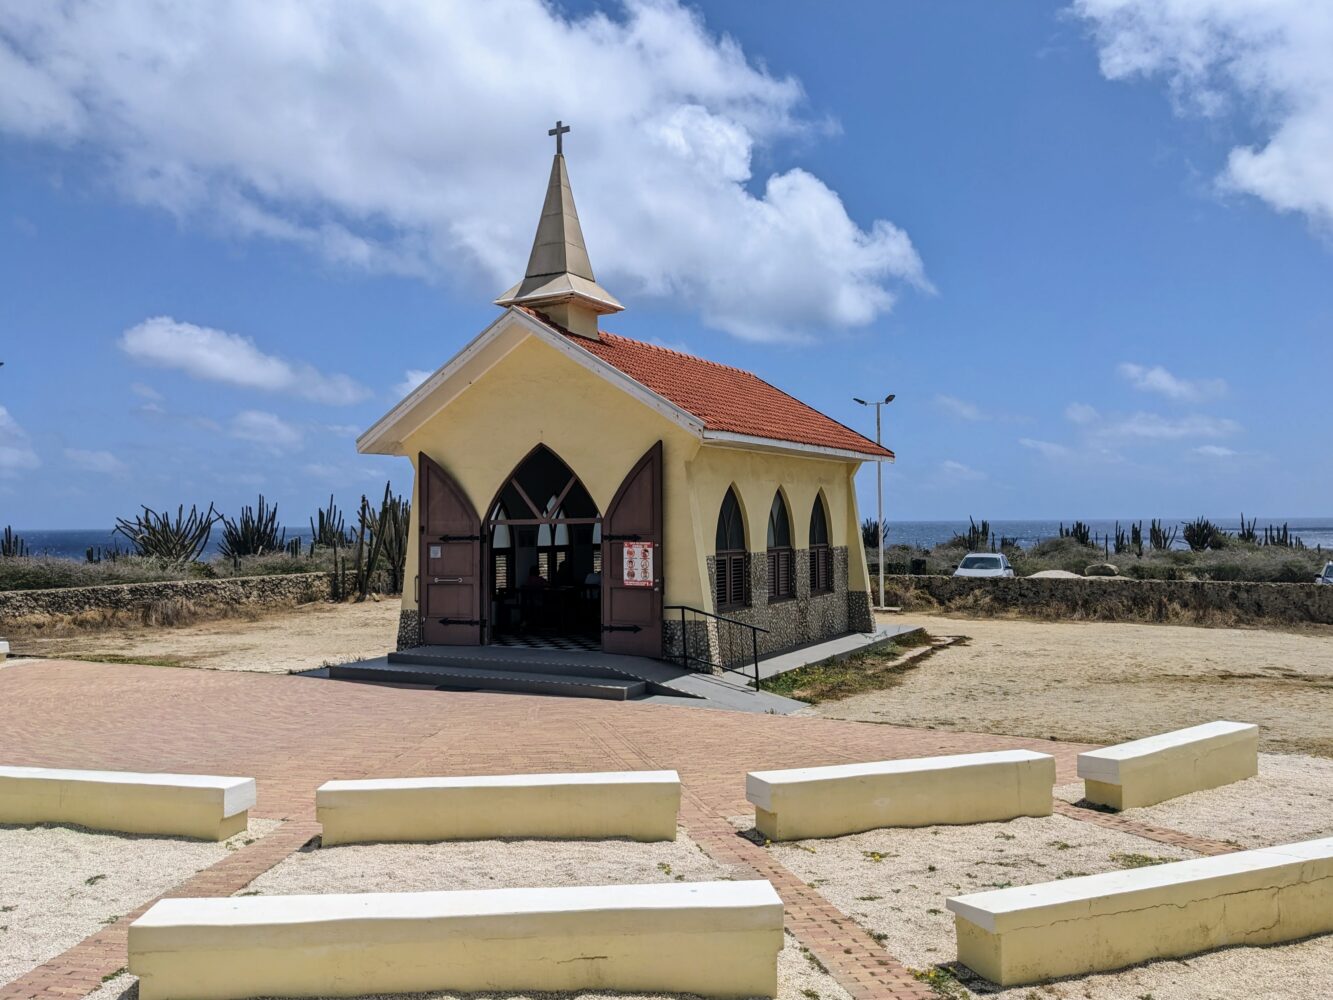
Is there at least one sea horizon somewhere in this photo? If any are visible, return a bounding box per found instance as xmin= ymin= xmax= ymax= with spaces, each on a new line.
xmin=12 ymin=515 xmax=1332 ymax=560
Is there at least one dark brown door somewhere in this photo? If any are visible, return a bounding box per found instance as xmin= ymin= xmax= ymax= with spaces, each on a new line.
xmin=601 ymin=441 xmax=663 ymax=656
xmin=419 ymin=452 xmax=484 ymax=646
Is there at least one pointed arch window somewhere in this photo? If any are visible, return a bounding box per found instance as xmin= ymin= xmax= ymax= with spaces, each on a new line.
xmin=715 ymin=488 xmax=748 ymax=610
xmin=767 ymin=492 xmax=794 ymax=601
xmin=809 ymin=496 xmax=833 ymax=594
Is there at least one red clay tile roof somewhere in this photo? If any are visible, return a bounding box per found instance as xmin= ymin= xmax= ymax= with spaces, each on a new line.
xmin=523 ymin=309 xmax=892 ymax=459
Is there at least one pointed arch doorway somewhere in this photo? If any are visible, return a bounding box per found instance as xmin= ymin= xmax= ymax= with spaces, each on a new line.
xmin=487 ymin=445 xmax=603 ymax=646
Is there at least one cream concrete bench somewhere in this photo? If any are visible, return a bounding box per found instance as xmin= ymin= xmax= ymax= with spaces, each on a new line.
xmin=1077 ymin=720 xmax=1258 ymax=810
xmin=128 ymin=879 xmax=785 ymax=1000
xmin=947 ymin=835 xmax=1333 ymax=986
xmin=746 ymin=749 xmax=1055 ymax=841
xmin=0 ymin=765 xmax=255 ymax=840
xmin=316 ymin=769 xmax=681 ymax=845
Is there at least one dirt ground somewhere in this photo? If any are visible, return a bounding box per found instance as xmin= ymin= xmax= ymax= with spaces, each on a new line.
xmin=767 ymin=813 xmax=1333 ymax=1000
xmin=12 ymin=600 xmax=401 ymax=673
xmin=814 ymin=613 xmax=1333 ymax=757
xmin=88 ymin=831 xmax=849 ymax=1000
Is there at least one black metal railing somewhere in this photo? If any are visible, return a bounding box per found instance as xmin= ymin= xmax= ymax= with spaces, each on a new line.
xmin=664 ymin=604 xmax=770 ymax=688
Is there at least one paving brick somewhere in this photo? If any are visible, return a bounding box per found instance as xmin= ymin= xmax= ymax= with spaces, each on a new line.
xmin=0 ymin=658 xmax=1212 ymax=1000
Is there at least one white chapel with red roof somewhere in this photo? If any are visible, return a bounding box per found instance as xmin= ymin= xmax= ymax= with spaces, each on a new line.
xmin=358 ymin=128 xmax=892 ymax=669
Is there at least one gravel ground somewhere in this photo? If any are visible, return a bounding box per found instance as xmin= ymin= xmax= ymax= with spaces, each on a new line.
xmin=821 ymin=613 xmax=1333 ymax=757
xmin=766 ymin=813 xmax=1333 ymax=998
xmin=0 ymin=819 xmax=277 ymax=986
xmin=88 ymin=831 xmax=851 ymax=1000
xmin=1055 ymin=752 xmax=1333 ymax=848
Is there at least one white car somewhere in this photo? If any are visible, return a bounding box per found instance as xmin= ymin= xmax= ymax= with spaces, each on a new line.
xmin=1317 ymin=562 xmax=1333 ymax=585
xmin=953 ymin=553 xmax=1015 ymax=578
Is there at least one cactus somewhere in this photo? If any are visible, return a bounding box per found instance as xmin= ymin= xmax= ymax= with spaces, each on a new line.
xmin=861 ymin=517 xmax=886 ymax=552
xmin=2 ymin=526 xmax=28 ymax=558
xmin=1060 ymin=521 xmax=1092 ymax=546
xmin=310 ymin=495 xmax=354 ymax=549
xmin=1149 ymin=519 xmax=1177 ymax=551
xmin=219 ymin=495 xmax=286 ymax=560
xmin=1130 ymin=521 xmax=1144 ymax=558
xmin=1237 ymin=513 xmax=1258 ymax=544
xmin=1182 ymin=516 xmax=1227 ymax=552
xmin=114 ymin=504 xmax=218 ymax=563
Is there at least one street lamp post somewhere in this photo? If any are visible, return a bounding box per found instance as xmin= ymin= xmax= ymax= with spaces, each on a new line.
xmin=853 ymin=394 xmax=895 ymax=610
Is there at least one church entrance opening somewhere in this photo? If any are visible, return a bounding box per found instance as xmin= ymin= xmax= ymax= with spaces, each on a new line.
xmin=487 ymin=445 xmax=602 ymax=646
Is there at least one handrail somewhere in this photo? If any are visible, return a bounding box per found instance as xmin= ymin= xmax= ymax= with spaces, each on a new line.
xmin=664 ymin=604 xmax=769 ymax=688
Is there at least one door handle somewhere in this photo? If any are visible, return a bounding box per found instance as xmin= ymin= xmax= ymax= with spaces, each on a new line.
xmin=432 ymin=577 xmax=464 ymax=584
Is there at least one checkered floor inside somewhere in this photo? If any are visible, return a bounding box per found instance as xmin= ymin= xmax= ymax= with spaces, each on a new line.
xmin=491 ymin=633 xmax=602 ymax=652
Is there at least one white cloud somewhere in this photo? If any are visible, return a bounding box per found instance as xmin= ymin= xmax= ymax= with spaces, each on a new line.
xmin=0 ymin=405 xmax=40 ymax=475
xmin=1075 ymin=0 xmax=1333 ymax=231
xmin=1064 ymin=402 xmax=1100 ymax=424
xmin=1020 ymin=437 xmax=1073 ymax=459
xmin=1116 ymin=362 xmax=1226 ymax=402
xmin=129 ymin=381 xmax=162 ymax=401
xmin=229 ymin=410 xmax=303 ymax=452
xmin=120 ymin=316 xmax=370 ymax=405
xmin=935 ymin=395 xmax=986 ymax=421
xmin=939 ymin=459 xmax=987 ymax=482
xmin=1099 ymin=412 xmax=1239 ymax=440
xmin=394 ymin=369 xmax=432 ymax=399
xmin=63 ymin=448 xmax=128 ymax=475
xmin=0 ymin=1 xmax=926 ymax=341
xmin=1193 ymin=444 xmax=1237 ymax=457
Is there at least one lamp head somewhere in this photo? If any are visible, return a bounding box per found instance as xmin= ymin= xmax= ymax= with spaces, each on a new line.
xmin=885 ymin=394 xmax=896 ymax=403
xmin=852 ymin=397 xmax=867 ymax=405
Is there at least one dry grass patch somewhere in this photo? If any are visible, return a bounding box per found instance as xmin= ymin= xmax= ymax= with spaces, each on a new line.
xmin=758 ymin=631 xmax=944 ymax=703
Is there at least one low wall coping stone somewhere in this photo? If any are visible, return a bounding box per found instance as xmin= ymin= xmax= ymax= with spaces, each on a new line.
xmin=319 ymin=770 xmax=679 ymax=793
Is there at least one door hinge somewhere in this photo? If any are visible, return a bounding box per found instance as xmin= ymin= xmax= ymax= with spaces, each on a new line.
xmin=603 ymin=533 xmax=643 ymax=542
xmin=438 ymin=617 xmax=486 ymax=627
xmin=601 ymin=624 xmax=643 ymax=633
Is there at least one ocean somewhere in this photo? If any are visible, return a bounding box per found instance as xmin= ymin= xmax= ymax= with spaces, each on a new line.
xmin=11 ymin=517 xmax=1332 ymax=560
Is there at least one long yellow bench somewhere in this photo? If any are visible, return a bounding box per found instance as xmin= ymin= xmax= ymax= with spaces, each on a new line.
xmin=746 ymin=749 xmax=1055 ymax=841
xmin=316 ymin=769 xmax=681 ymax=845
xmin=128 ymin=880 xmax=786 ymax=1000
xmin=1077 ymin=720 xmax=1258 ymax=810
xmin=947 ymin=836 xmax=1333 ymax=986
xmin=0 ymin=765 xmax=255 ymax=840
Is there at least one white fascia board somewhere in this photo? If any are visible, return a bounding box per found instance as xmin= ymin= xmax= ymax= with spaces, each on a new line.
xmin=356 ymin=308 xmax=703 ymax=456
xmin=701 ymin=430 xmax=892 ymax=464
xmin=356 ymin=310 xmax=520 ymax=455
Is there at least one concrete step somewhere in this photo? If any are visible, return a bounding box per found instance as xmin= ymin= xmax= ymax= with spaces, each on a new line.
xmin=389 ymin=645 xmax=640 ymax=681
xmin=328 ymin=661 xmax=646 ymax=701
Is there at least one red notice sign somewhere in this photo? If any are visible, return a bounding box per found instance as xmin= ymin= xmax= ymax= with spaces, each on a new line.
xmin=622 ymin=541 xmax=655 ymax=587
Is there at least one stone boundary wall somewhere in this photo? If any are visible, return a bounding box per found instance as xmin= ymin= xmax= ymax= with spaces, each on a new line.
xmin=880 ymin=574 xmax=1333 ymax=626
xmin=0 ymin=573 xmax=332 ymax=629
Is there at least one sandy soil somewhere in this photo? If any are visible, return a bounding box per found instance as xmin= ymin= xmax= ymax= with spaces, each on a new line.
xmin=13 ymin=600 xmax=400 ymax=673
xmin=767 ymin=813 xmax=1333 ymax=999
xmin=817 ymin=613 xmax=1333 ymax=756
xmin=0 ymin=819 xmax=276 ymax=986
xmin=1055 ymin=752 xmax=1333 ymax=849
xmin=89 ymin=831 xmax=850 ymax=1000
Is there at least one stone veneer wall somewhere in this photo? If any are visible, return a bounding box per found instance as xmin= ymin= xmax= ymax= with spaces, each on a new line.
xmin=0 ymin=573 xmax=332 ymax=628
xmin=881 ymin=574 xmax=1333 ymax=627
xmin=688 ymin=545 xmax=869 ymax=670
xmin=396 ymin=609 xmax=423 ymax=651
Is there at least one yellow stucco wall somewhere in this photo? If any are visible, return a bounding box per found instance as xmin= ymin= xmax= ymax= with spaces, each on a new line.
xmin=396 ymin=331 xmax=869 ymax=616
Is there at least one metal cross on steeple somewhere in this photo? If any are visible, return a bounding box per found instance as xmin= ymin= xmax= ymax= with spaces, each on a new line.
xmin=548 ymin=120 xmax=571 ymax=155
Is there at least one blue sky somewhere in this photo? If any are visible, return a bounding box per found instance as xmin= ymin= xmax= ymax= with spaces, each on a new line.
xmin=2 ymin=0 xmax=1331 ymax=530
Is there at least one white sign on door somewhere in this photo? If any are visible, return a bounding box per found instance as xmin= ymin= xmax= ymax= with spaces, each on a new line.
xmin=623 ymin=541 xmax=654 ymax=588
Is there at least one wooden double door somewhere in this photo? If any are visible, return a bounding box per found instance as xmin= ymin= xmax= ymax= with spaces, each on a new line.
xmin=418 ymin=442 xmax=663 ymax=657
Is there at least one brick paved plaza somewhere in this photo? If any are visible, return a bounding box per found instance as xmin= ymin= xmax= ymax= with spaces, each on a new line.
xmin=0 ymin=659 xmax=1239 ymax=1000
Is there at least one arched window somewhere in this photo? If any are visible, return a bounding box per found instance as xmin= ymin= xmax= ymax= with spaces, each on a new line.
xmin=767 ymin=492 xmax=794 ymax=600
xmin=715 ymin=488 xmax=748 ymax=610
xmin=809 ymin=496 xmax=833 ymax=594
